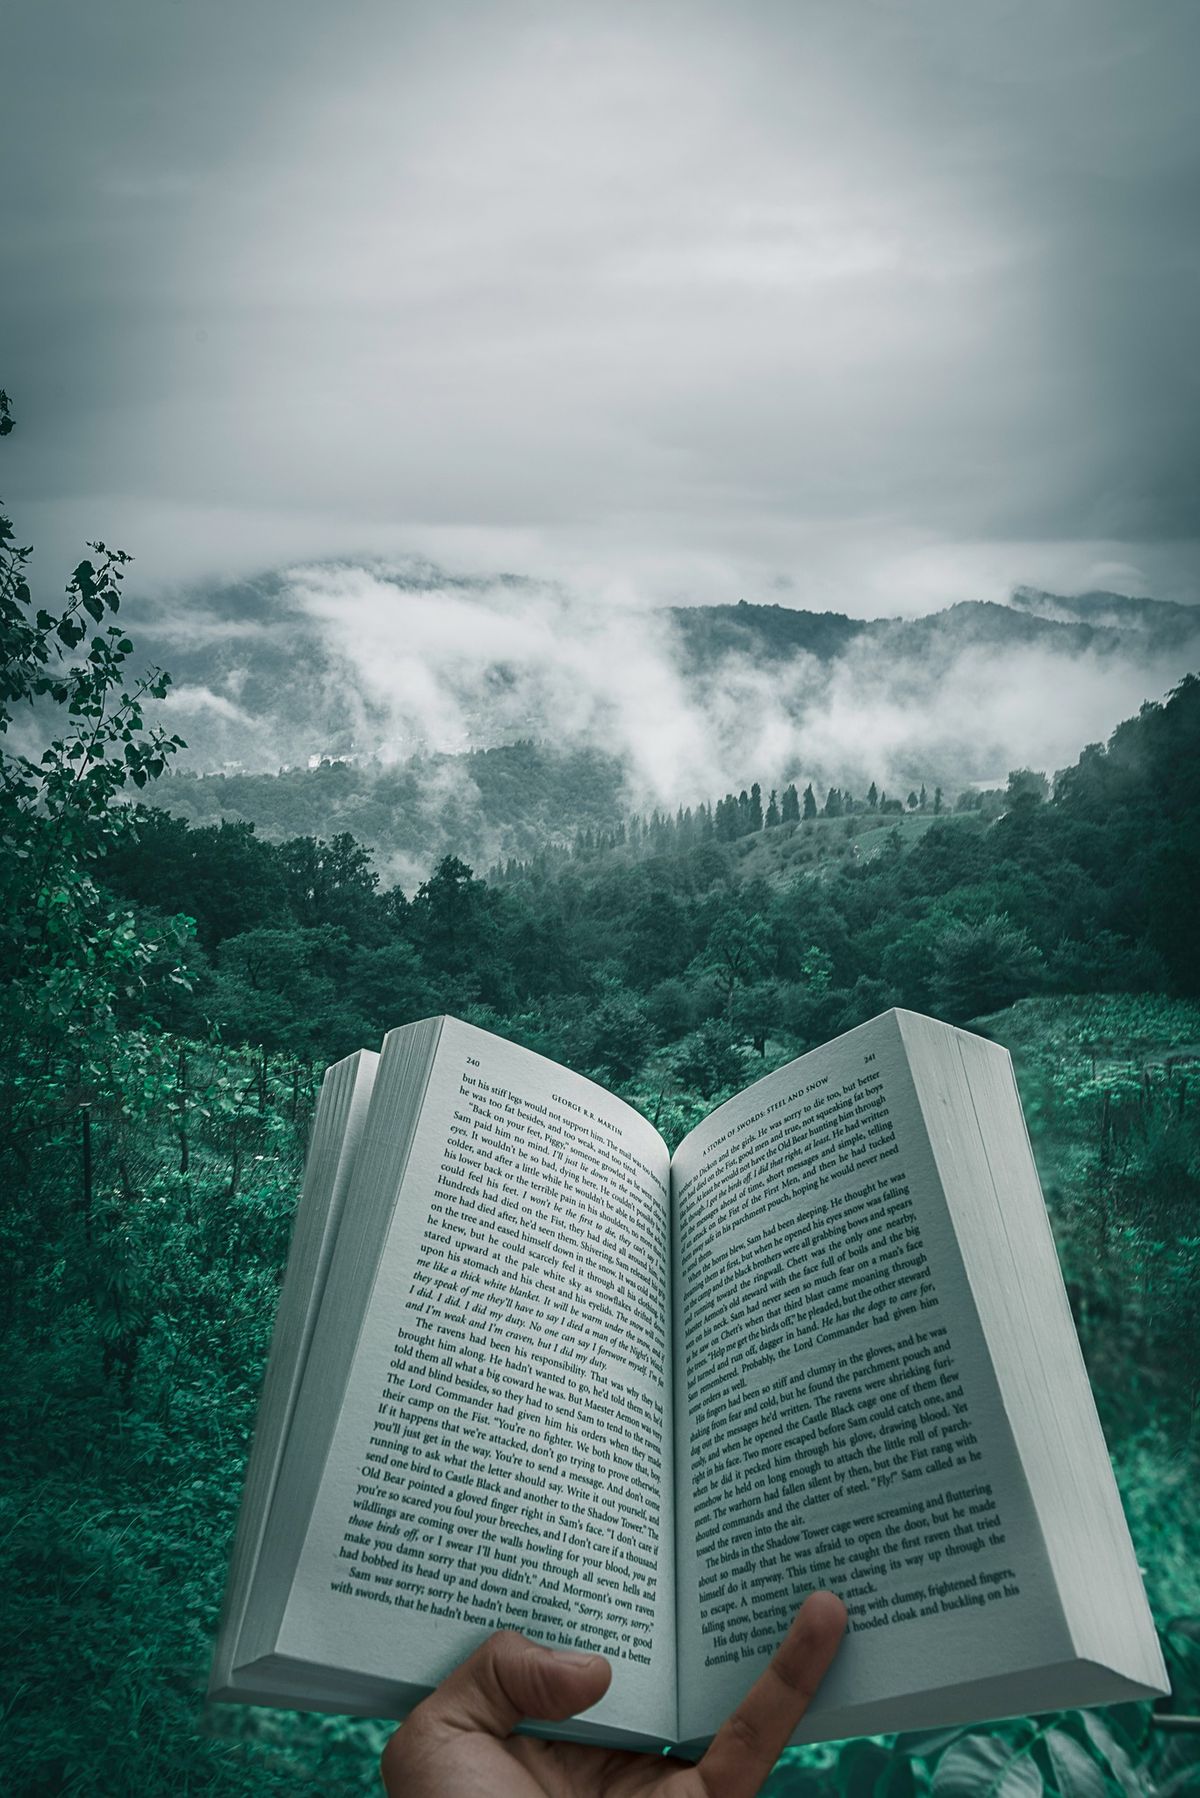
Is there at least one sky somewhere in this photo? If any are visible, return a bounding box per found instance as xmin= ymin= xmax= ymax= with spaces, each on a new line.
xmin=4 ymin=0 xmax=1200 ymax=618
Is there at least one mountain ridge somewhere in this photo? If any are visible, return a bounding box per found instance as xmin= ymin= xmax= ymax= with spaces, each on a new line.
xmin=128 ymin=568 xmax=1200 ymax=779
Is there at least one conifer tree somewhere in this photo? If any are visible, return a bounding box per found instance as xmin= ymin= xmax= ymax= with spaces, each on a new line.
xmin=765 ymin=788 xmax=780 ymax=827
xmin=867 ymin=781 xmax=878 ymax=810
xmin=802 ymin=783 xmax=818 ymax=821
xmin=781 ymin=783 xmax=800 ymax=824
xmin=749 ymin=782 xmax=763 ymax=831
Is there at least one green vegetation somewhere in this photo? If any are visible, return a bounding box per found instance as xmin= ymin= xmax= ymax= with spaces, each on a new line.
xmin=155 ymin=739 xmax=632 ymax=880
xmin=153 ymin=714 xmax=1005 ymax=883
xmin=3 ymin=397 xmax=1199 ymax=1794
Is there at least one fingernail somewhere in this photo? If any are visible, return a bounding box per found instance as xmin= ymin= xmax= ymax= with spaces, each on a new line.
xmin=546 ymin=1647 xmax=601 ymax=1664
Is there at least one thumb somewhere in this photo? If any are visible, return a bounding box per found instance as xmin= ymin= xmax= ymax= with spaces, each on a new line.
xmin=425 ymin=1630 xmax=613 ymax=1737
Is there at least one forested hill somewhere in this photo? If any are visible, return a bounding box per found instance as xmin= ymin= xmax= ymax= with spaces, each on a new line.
xmin=665 ymin=591 xmax=1199 ymax=668
xmin=99 ymin=674 xmax=1200 ymax=1082
xmin=152 ymin=736 xmax=975 ymax=888
xmin=145 ymin=584 xmax=1200 ymax=882
xmin=665 ymin=599 xmax=867 ymax=669
xmin=155 ymin=742 xmax=629 ymax=887
xmin=129 ymin=572 xmax=1200 ymax=800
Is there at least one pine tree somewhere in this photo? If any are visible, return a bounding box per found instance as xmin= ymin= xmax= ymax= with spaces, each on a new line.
xmin=781 ymin=783 xmax=800 ymax=824
xmin=802 ymin=783 xmax=818 ymax=821
xmin=867 ymin=781 xmax=878 ymax=810
xmin=765 ymin=788 xmax=780 ymax=827
xmin=933 ymin=787 xmax=942 ymax=816
xmin=919 ymin=784 xmax=928 ymax=810
xmin=749 ymin=782 xmax=763 ymax=831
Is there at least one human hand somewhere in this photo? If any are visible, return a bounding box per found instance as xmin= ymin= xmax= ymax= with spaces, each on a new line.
xmin=380 ymin=1589 xmax=846 ymax=1798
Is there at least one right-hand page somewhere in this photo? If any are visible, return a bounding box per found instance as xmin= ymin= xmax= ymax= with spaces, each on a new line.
xmin=670 ymin=1010 xmax=1065 ymax=1746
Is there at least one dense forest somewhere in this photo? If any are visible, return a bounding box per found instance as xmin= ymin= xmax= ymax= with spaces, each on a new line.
xmin=3 ymin=398 xmax=1200 ymax=1795
xmin=95 ymin=678 xmax=1197 ymax=1101
xmin=150 ymin=739 xmax=975 ymax=881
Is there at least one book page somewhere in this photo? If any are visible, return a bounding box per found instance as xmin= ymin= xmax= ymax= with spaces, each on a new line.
xmin=278 ymin=1020 xmax=677 ymax=1743
xmin=671 ymin=1012 xmax=1065 ymax=1745
xmin=210 ymin=1049 xmax=378 ymax=1696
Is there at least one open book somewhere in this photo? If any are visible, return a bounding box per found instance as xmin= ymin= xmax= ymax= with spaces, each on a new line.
xmin=208 ymin=1010 xmax=1167 ymax=1755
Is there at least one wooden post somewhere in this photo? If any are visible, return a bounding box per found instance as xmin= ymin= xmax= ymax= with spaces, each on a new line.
xmin=1099 ymin=1088 xmax=1111 ymax=1160
xmin=178 ymin=1045 xmax=189 ymax=1175
xmin=81 ymin=1103 xmax=93 ymax=1245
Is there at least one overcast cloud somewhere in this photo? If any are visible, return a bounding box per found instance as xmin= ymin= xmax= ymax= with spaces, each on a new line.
xmin=3 ymin=0 xmax=1199 ymax=611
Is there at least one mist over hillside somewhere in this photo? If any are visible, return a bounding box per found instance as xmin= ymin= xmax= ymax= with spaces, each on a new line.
xmin=136 ymin=565 xmax=1196 ymax=765
xmin=127 ymin=565 xmax=1198 ymax=881
xmin=158 ymin=743 xmax=630 ymax=892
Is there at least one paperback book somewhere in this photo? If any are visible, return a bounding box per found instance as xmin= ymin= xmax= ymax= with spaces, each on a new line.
xmin=208 ymin=1010 xmax=1166 ymax=1754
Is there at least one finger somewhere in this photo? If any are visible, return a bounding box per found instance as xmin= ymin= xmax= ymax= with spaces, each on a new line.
xmin=694 ymin=1591 xmax=847 ymax=1798
xmin=419 ymin=1629 xmax=613 ymax=1737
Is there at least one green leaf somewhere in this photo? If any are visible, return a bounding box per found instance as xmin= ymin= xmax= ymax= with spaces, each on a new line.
xmin=1100 ymin=1708 xmax=1150 ymax=1755
xmin=1157 ymin=1766 xmax=1200 ymax=1798
xmin=840 ymin=1740 xmax=894 ymax=1798
xmin=1077 ymin=1716 xmax=1143 ymax=1798
xmin=898 ymin=1730 xmax=975 ymax=1761
xmin=1044 ymin=1729 xmax=1113 ymax=1798
xmin=880 ymin=1759 xmax=920 ymax=1798
xmin=933 ymin=1736 xmax=1043 ymax=1798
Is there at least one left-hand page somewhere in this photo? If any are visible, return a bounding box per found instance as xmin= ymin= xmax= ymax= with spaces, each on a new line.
xmin=272 ymin=1019 xmax=676 ymax=1746
xmin=209 ymin=1047 xmax=379 ymax=1699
